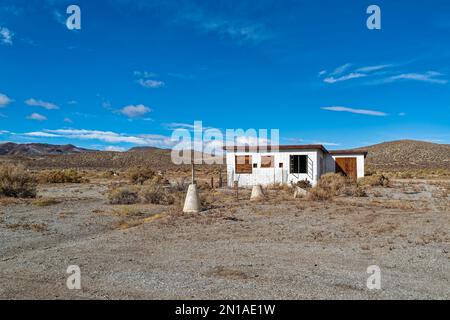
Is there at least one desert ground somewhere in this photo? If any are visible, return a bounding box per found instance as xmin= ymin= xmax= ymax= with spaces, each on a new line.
xmin=0 ymin=170 xmax=449 ymax=300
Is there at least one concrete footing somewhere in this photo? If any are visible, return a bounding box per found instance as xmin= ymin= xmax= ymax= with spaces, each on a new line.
xmin=250 ymin=185 xmax=265 ymax=201
xmin=183 ymin=184 xmax=201 ymax=213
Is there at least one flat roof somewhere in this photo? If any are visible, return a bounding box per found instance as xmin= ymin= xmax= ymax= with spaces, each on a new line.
xmin=223 ymin=144 xmax=329 ymax=153
xmin=329 ymin=150 xmax=368 ymax=157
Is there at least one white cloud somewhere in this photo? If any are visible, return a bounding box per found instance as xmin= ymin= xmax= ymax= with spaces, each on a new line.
xmin=137 ymin=79 xmax=165 ymax=88
xmin=0 ymin=27 xmax=13 ymax=45
xmin=312 ymin=141 xmax=341 ymax=146
xmin=182 ymin=12 xmax=272 ymax=44
xmin=355 ymin=64 xmax=393 ymax=73
xmin=104 ymin=146 xmax=126 ymax=152
xmin=24 ymin=131 xmax=59 ymax=137
xmin=134 ymin=71 xmax=157 ymax=78
xmin=21 ymin=129 xmax=175 ymax=148
xmin=64 ymin=118 xmax=73 ymax=123
xmin=26 ymin=113 xmax=47 ymax=121
xmin=331 ymin=63 xmax=352 ymax=75
xmin=398 ymin=112 xmax=406 ymax=116
xmin=321 ymin=106 xmax=388 ymax=116
xmin=0 ymin=130 xmax=10 ymax=134
xmin=380 ymin=71 xmax=448 ymax=84
xmin=323 ymin=73 xmax=367 ymax=84
xmin=0 ymin=93 xmax=13 ymax=107
xmin=25 ymin=98 xmax=59 ymax=110
xmin=120 ymin=104 xmax=152 ymax=118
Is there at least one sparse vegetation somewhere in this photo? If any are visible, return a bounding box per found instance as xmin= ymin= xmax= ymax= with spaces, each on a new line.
xmin=139 ymin=184 xmax=175 ymax=205
xmin=39 ymin=169 xmax=87 ymax=184
xmin=293 ymin=179 xmax=312 ymax=189
xmin=0 ymin=164 xmax=37 ymax=198
xmin=308 ymin=173 xmax=351 ymax=201
xmin=32 ymin=198 xmax=61 ymax=207
xmin=107 ymin=186 xmax=139 ymax=205
xmin=358 ymin=174 xmax=390 ymax=187
xmin=127 ymin=166 xmax=156 ymax=185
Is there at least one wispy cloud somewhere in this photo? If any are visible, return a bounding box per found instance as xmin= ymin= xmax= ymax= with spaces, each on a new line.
xmin=120 ymin=104 xmax=152 ymax=118
xmin=25 ymin=98 xmax=59 ymax=110
xmin=312 ymin=141 xmax=341 ymax=146
xmin=134 ymin=71 xmax=165 ymax=88
xmin=0 ymin=93 xmax=13 ymax=107
xmin=321 ymin=106 xmax=388 ymax=117
xmin=355 ymin=64 xmax=393 ymax=73
xmin=21 ymin=129 xmax=174 ymax=148
xmin=180 ymin=11 xmax=272 ymax=45
xmin=330 ymin=63 xmax=352 ymax=76
xmin=0 ymin=27 xmax=13 ymax=45
xmin=323 ymin=73 xmax=367 ymax=84
xmin=137 ymin=79 xmax=165 ymax=88
xmin=376 ymin=71 xmax=448 ymax=85
xmin=26 ymin=113 xmax=47 ymax=121
xmin=104 ymin=146 xmax=126 ymax=152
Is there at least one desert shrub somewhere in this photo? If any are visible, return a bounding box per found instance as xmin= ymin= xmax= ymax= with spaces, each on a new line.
xmin=169 ymin=178 xmax=190 ymax=192
xmin=359 ymin=174 xmax=390 ymax=187
xmin=32 ymin=198 xmax=61 ymax=206
xmin=127 ymin=166 xmax=156 ymax=185
xmin=293 ymin=179 xmax=312 ymax=189
xmin=308 ymin=173 xmax=352 ymax=201
xmin=139 ymin=184 xmax=174 ymax=205
xmin=0 ymin=164 xmax=37 ymax=198
xmin=39 ymin=169 xmax=86 ymax=184
xmin=107 ymin=186 xmax=139 ymax=204
xmin=343 ymin=185 xmax=368 ymax=197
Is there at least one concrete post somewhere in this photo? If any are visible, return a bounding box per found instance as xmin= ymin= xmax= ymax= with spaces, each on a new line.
xmin=183 ymin=184 xmax=201 ymax=213
xmin=250 ymin=185 xmax=265 ymax=201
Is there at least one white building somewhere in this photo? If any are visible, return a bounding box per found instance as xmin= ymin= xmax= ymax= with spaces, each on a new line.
xmin=225 ymin=145 xmax=367 ymax=187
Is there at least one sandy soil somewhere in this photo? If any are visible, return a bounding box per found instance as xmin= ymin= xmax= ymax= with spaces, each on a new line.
xmin=0 ymin=179 xmax=449 ymax=299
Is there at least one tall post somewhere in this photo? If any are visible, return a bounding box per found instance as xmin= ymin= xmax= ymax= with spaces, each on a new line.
xmin=191 ymin=163 xmax=195 ymax=185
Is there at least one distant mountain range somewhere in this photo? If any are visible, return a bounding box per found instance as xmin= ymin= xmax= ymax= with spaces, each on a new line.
xmin=0 ymin=142 xmax=93 ymax=156
xmin=1 ymin=140 xmax=449 ymax=170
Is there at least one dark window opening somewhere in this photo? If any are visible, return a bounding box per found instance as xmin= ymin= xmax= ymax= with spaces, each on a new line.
xmin=253 ymin=163 xmax=257 ymax=168
xmin=279 ymin=163 xmax=283 ymax=168
xmin=290 ymin=155 xmax=307 ymax=174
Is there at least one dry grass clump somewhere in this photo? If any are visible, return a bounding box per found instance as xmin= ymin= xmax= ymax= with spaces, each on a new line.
xmin=127 ymin=166 xmax=156 ymax=185
xmin=32 ymin=198 xmax=61 ymax=207
xmin=308 ymin=173 xmax=350 ymax=201
xmin=293 ymin=179 xmax=312 ymax=189
xmin=39 ymin=169 xmax=87 ymax=184
xmin=0 ymin=164 xmax=37 ymax=198
xmin=107 ymin=186 xmax=139 ymax=205
xmin=308 ymin=173 xmax=368 ymax=200
xmin=359 ymin=174 xmax=390 ymax=187
xmin=139 ymin=184 xmax=175 ymax=205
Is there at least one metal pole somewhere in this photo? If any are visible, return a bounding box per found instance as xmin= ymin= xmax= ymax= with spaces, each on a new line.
xmin=191 ymin=163 xmax=195 ymax=184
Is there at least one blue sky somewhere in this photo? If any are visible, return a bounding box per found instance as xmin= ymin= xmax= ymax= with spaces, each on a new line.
xmin=0 ymin=0 xmax=449 ymax=151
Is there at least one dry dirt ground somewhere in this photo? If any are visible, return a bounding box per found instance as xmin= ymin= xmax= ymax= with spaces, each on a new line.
xmin=0 ymin=179 xmax=449 ymax=299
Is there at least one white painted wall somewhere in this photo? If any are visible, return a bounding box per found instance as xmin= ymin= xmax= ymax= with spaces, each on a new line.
xmin=226 ymin=150 xmax=366 ymax=187
xmin=226 ymin=149 xmax=321 ymax=187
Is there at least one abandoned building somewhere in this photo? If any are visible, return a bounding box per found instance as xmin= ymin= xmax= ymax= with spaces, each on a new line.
xmin=224 ymin=145 xmax=367 ymax=187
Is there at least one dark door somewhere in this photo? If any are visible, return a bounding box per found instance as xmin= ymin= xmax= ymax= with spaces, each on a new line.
xmin=335 ymin=157 xmax=357 ymax=180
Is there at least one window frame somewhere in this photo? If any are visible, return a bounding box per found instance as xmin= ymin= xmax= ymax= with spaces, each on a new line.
xmin=235 ymin=155 xmax=253 ymax=174
xmin=290 ymin=155 xmax=308 ymax=174
xmin=260 ymin=155 xmax=274 ymax=168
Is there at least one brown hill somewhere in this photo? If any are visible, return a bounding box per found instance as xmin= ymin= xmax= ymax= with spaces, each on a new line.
xmin=354 ymin=140 xmax=450 ymax=170
xmin=0 ymin=142 xmax=93 ymax=156
xmin=1 ymin=140 xmax=448 ymax=172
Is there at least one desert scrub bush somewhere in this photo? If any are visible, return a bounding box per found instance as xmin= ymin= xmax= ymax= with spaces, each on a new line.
xmin=127 ymin=166 xmax=156 ymax=185
xmin=292 ymin=179 xmax=312 ymax=189
xmin=358 ymin=174 xmax=390 ymax=187
xmin=39 ymin=169 xmax=87 ymax=184
xmin=32 ymin=198 xmax=61 ymax=207
xmin=0 ymin=164 xmax=37 ymax=198
xmin=139 ymin=184 xmax=175 ymax=205
xmin=308 ymin=173 xmax=352 ymax=201
xmin=107 ymin=186 xmax=139 ymax=204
